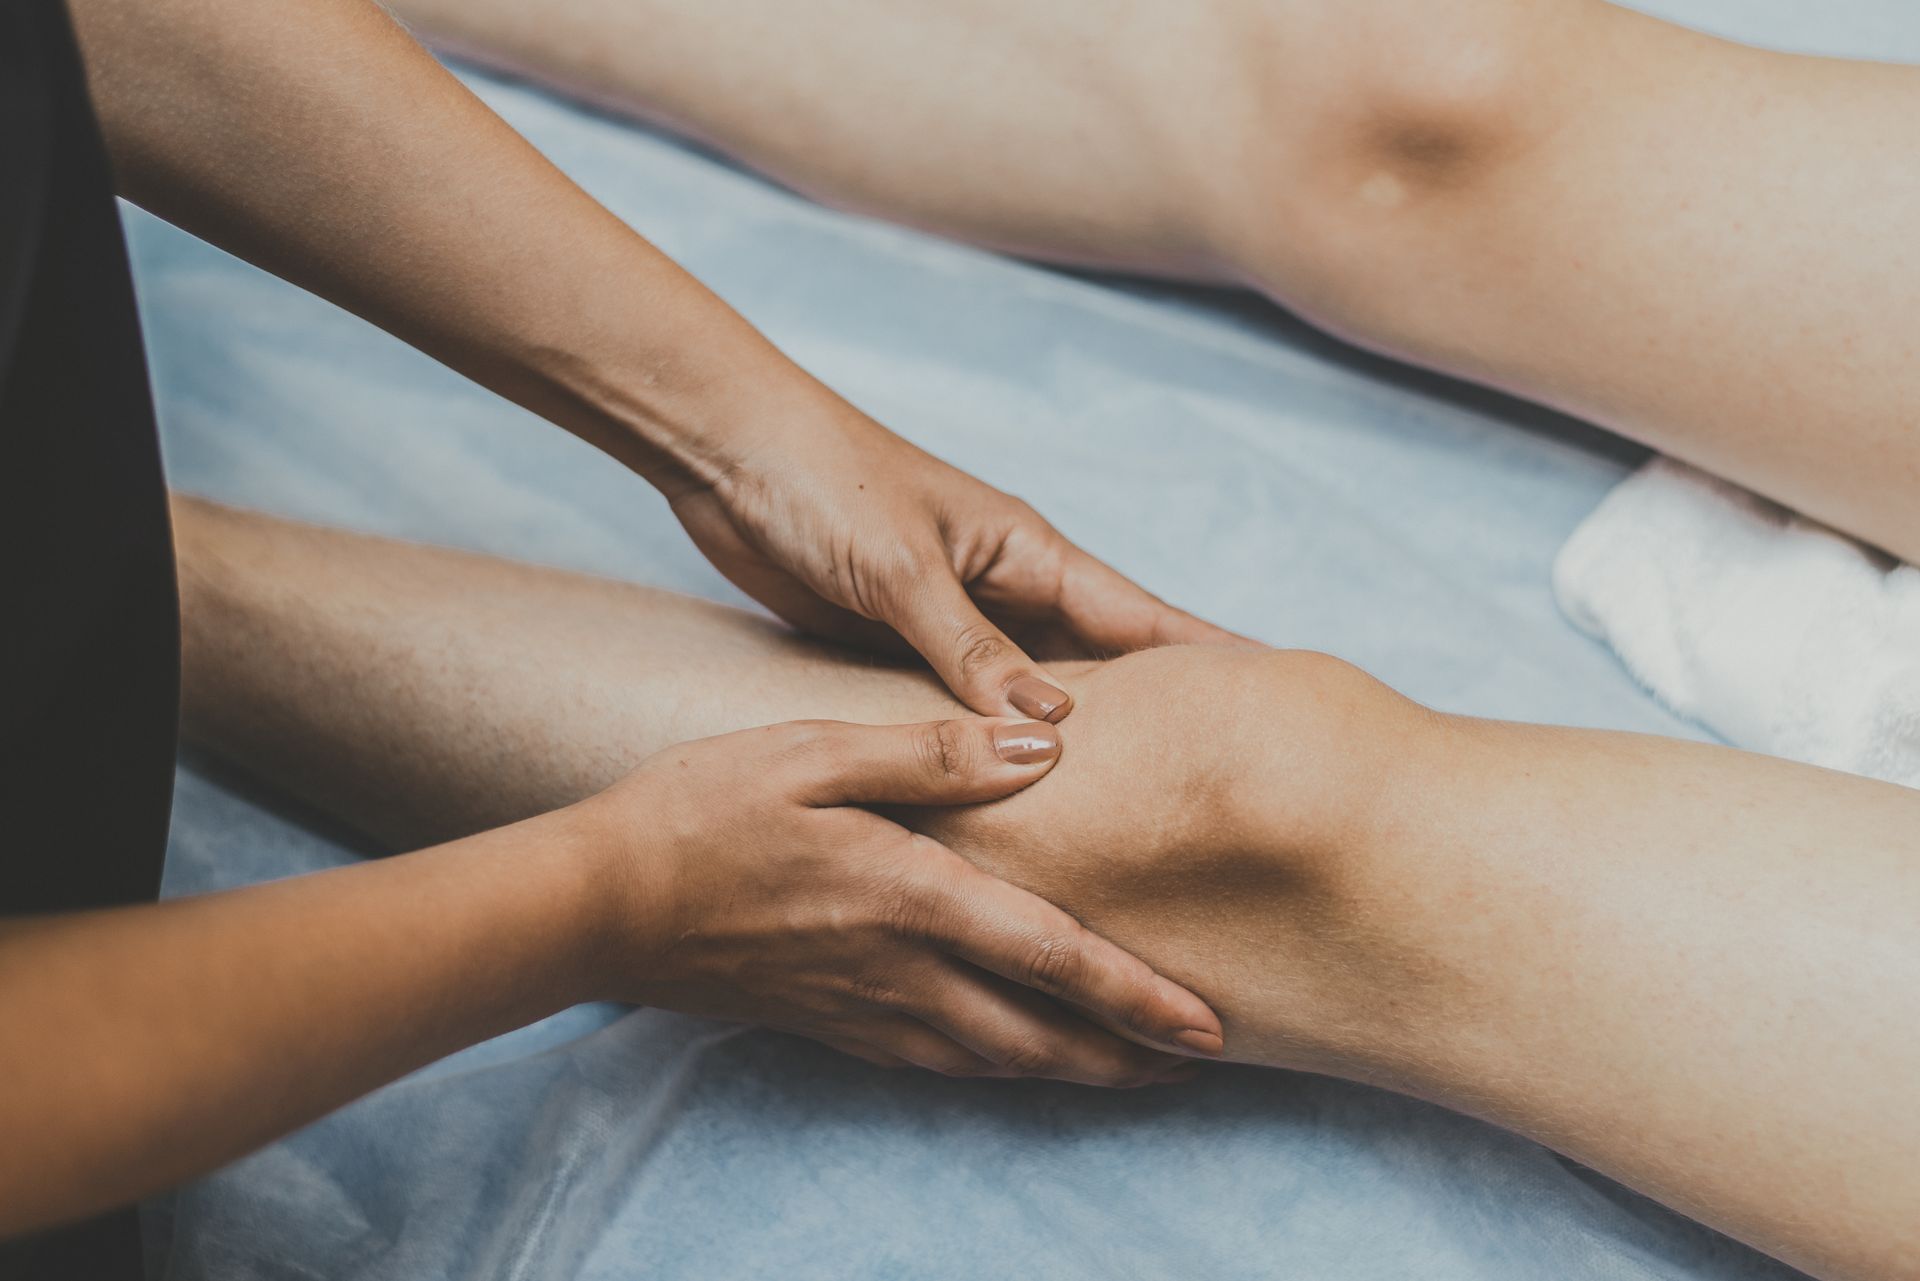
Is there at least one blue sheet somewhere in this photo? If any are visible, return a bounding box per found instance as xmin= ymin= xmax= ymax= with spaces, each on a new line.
xmin=137 ymin=2 xmax=1918 ymax=1276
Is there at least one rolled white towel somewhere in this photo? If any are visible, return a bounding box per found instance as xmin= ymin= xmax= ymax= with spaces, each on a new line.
xmin=1553 ymin=457 xmax=1920 ymax=788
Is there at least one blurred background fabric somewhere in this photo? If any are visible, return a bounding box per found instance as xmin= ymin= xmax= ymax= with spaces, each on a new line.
xmin=135 ymin=1 xmax=1915 ymax=1276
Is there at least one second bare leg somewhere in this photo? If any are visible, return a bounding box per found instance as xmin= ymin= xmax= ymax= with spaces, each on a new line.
xmin=178 ymin=498 xmax=1920 ymax=1280
xmin=393 ymin=0 xmax=1920 ymax=562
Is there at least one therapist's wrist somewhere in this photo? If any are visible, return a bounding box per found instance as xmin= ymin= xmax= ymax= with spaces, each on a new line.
xmin=541 ymin=789 xmax=679 ymax=1005
xmin=448 ymin=802 xmax=648 ymax=1014
xmin=527 ymin=292 xmax=837 ymax=500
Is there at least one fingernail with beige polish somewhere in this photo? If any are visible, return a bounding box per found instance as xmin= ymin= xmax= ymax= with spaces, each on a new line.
xmin=1007 ymin=675 xmax=1072 ymax=723
xmin=993 ymin=721 xmax=1061 ymax=764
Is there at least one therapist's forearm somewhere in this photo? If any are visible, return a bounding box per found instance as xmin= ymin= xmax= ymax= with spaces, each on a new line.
xmin=0 ymin=810 xmax=610 ymax=1238
xmin=388 ymin=0 xmax=1247 ymax=278
xmin=64 ymin=0 xmax=812 ymax=490
xmin=68 ymin=0 xmax=1252 ymax=723
xmin=396 ymin=0 xmax=1920 ymax=566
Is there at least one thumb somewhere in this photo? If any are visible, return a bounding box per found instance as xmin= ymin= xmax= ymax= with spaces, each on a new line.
xmin=793 ymin=716 xmax=1064 ymax=809
xmin=886 ymin=571 xmax=1075 ymax=722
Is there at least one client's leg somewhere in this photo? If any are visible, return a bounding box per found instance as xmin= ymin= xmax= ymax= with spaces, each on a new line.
xmin=393 ymin=0 xmax=1920 ymax=564
xmin=177 ymin=498 xmax=1920 ymax=1281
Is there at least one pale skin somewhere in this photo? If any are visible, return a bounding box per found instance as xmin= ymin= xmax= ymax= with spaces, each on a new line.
xmin=169 ymin=498 xmax=1920 ymax=1281
xmin=395 ymin=0 xmax=1920 ymax=564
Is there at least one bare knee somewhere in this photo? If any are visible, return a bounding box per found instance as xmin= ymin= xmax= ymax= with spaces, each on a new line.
xmin=1202 ymin=0 xmax=1595 ymax=343
xmin=913 ymin=644 xmax=1414 ymax=902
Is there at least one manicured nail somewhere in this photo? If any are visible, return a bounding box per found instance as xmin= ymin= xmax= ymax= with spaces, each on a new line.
xmin=1171 ymin=1028 xmax=1224 ymax=1058
xmin=1007 ymin=675 xmax=1072 ymax=723
xmin=993 ymin=720 xmax=1061 ymax=765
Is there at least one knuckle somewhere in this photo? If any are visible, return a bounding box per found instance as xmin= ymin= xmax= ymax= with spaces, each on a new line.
xmin=952 ymin=623 xmax=1013 ymax=680
xmin=1020 ymin=932 xmax=1086 ymax=997
xmin=873 ymin=864 xmax=946 ymax=941
xmin=846 ymin=973 xmax=903 ymax=1009
xmin=914 ymin=720 xmax=971 ymax=784
xmin=996 ymin=1039 xmax=1058 ymax=1077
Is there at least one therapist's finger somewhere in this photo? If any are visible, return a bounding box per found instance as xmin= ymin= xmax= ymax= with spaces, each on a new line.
xmin=808 ymin=1033 xmax=913 ymax=1071
xmin=897 ymin=844 xmax=1225 ymax=1058
xmin=1052 ymin=544 xmax=1264 ymax=654
xmin=881 ymin=569 xmax=1076 ymax=722
xmin=906 ymin=964 xmax=1195 ymax=1087
xmin=841 ymin=1015 xmax=1018 ymax=1079
xmin=788 ymin=717 xmax=1063 ymax=809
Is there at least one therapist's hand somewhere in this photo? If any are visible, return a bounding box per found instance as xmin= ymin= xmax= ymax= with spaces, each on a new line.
xmin=65 ymin=0 xmax=1244 ymax=722
xmin=666 ymin=397 xmax=1250 ymax=722
xmin=573 ymin=715 xmax=1222 ymax=1085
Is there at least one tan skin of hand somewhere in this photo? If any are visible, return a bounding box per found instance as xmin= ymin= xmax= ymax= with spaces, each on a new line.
xmin=0 ymin=713 xmax=1219 ymax=1238
xmin=671 ymin=388 xmax=1250 ymax=710
xmin=67 ymin=0 xmax=1244 ymax=722
xmin=589 ymin=719 xmax=1222 ymax=1076
xmin=0 ymin=0 xmax=1239 ymax=1240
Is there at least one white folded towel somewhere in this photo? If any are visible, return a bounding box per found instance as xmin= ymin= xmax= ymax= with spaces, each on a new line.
xmin=1553 ymin=457 xmax=1920 ymax=788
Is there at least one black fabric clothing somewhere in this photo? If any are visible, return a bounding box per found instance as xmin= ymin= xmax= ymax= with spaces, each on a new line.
xmin=1 ymin=0 xmax=180 ymax=1274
